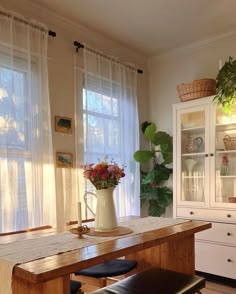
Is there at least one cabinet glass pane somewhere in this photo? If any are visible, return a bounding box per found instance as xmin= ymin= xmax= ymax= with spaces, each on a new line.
xmin=181 ymin=111 xmax=205 ymax=154
xmin=215 ymin=153 xmax=236 ymax=203
xmin=181 ymin=156 xmax=205 ymax=201
xmin=215 ymin=105 xmax=236 ymax=204
xmin=181 ymin=111 xmax=205 ymax=128
xmin=180 ymin=110 xmax=206 ymax=202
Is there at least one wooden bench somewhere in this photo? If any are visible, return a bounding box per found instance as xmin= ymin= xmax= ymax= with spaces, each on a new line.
xmin=91 ymin=267 xmax=205 ymax=294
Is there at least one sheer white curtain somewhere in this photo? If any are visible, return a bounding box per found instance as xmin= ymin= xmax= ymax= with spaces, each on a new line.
xmin=75 ymin=48 xmax=140 ymax=217
xmin=0 ymin=8 xmax=56 ymax=232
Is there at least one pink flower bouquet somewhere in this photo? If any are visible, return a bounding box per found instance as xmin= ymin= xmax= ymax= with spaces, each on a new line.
xmin=83 ymin=157 xmax=125 ymax=190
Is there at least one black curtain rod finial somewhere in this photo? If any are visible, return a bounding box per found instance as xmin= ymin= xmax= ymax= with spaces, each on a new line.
xmin=48 ymin=30 xmax=56 ymax=37
xmin=74 ymin=41 xmax=84 ymax=52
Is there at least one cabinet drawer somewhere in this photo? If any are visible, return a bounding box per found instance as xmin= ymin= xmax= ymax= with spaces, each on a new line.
xmin=195 ymin=241 xmax=236 ymax=279
xmin=177 ymin=207 xmax=236 ymax=222
xmin=196 ymin=222 xmax=236 ymax=245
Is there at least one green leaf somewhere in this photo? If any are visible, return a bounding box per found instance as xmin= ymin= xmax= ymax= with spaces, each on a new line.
xmin=140 ymin=185 xmax=173 ymax=216
xmin=215 ymin=56 xmax=236 ymax=114
xmin=162 ymin=151 xmax=173 ymax=164
xmin=153 ymin=131 xmax=171 ymax=146
xmin=144 ymin=123 xmax=156 ymax=141
xmin=134 ymin=150 xmax=154 ymax=163
xmin=148 ymin=200 xmax=166 ymax=216
xmin=141 ymin=121 xmax=151 ymax=134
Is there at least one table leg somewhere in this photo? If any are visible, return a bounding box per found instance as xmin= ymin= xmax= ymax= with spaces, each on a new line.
xmin=12 ymin=274 xmax=70 ymax=294
xmin=125 ymin=235 xmax=195 ymax=275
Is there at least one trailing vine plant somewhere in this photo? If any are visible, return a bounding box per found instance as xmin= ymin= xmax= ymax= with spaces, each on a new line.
xmin=214 ymin=56 xmax=236 ymax=114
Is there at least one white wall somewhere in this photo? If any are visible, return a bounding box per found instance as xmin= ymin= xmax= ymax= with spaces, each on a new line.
xmin=148 ymin=34 xmax=236 ymax=135
xmin=1 ymin=0 xmax=149 ymax=222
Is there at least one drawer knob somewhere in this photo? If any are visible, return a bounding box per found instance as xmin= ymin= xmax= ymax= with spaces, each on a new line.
xmin=227 ymin=259 xmax=232 ymax=263
xmin=227 ymin=214 xmax=232 ymax=218
xmin=190 ymin=211 xmax=194 ymax=215
xmin=205 ymin=154 xmax=208 ymax=157
xmin=210 ymin=153 xmax=214 ymax=157
xmin=227 ymin=232 xmax=231 ymax=236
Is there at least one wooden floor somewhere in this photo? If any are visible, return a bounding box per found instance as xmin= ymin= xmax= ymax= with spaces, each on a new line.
xmin=202 ymin=281 xmax=236 ymax=294
xmin=81 ymin=280 xmax=236 ymax=294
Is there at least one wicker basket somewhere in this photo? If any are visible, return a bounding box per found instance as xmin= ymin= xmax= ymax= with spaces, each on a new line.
xmin=177 ymin=79 xmax=216 ymax=102
xmin=223 ymin=135 xmax=236 ymax=150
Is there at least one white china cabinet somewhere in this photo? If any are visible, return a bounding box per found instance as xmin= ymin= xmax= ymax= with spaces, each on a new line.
xmin=173 ymin=96 xmax=236 ymax=279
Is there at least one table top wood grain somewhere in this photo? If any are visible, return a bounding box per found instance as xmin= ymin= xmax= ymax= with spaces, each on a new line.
xmin=5 ymin=219 xmax=211 ymax=284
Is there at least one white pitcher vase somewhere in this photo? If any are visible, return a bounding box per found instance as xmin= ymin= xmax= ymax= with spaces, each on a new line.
xmin=184 ymin=158 xmax=197 ymax=175
xmin=84 ymin=186 xmax=118 ymax=232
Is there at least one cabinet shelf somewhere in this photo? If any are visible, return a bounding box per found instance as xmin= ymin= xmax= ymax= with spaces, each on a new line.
xmin=182 ymin=152 xmax=205 ymax=157
xmin=219 ymin=175 xmax=236 ymax=179
xmin=181 ymin=126 xmax=205 ymax=132
xmin=216 ymin=150 xmax=236 ymax=154
xmin=216 ymin=123 xmax=236 ymax=131
xmin=183 ymin=176 xmax=205 ymax=179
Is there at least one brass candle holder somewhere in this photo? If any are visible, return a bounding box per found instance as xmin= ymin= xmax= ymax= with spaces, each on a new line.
xmin=69 ymin=225 xmax=90 ymax=239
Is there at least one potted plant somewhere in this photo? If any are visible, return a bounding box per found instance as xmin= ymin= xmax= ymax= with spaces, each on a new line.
xmin=214 ymin=56 xmax=236 ymax=114
xmin=134 ymin=122 xmax=173 ymax=216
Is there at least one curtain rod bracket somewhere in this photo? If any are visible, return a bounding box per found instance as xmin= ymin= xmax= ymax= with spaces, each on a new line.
xmin=74 ymin=41 xmax=84 ymax=52
xmin=48 ymin=30 xmax=56 ymax=37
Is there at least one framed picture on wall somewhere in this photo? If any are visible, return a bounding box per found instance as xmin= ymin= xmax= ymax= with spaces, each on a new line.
xmin=55 ymin=116 xmax=72 ymax=134
xmin=56 ymin=152 xmax=73 ymax=168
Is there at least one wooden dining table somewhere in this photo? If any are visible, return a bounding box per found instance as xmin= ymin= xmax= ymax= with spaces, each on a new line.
xmin=0 ymin=217 xmax=211 ymax=294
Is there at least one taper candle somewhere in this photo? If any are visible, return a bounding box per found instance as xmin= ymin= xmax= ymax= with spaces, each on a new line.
xmin=219 ymin=59 xmax=222 ymax=70
xmin=77 ymin=201 xmax=82 ymax=227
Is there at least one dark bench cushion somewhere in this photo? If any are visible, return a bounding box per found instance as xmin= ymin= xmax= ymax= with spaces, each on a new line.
xmin=70 ymin=280 xmax=82 ymax=294
xmin=75 ymin=259 xmax=137 ymax=278
xmin=91 ymin=267 xmax=205 ymax=294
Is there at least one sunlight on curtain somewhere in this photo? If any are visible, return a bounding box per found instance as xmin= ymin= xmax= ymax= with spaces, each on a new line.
xmin=74 ymin=48 xmax=140 ymax=217
xmin=55 ymin=168 xmax=78 ymax=228
xmin=0 ymin=7 xmax=56 ymax=232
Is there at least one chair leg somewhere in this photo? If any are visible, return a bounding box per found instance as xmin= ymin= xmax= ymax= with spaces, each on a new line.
xmin=99 ymin=278 xmax=107 ymax=288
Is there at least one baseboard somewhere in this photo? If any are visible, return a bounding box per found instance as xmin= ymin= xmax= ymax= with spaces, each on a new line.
xmin=195 ymin=271 xmax=236 ymax=288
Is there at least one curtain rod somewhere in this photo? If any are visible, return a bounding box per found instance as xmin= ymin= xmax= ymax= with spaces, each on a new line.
xmin=0 ymin=10 xmax=56 ymax=37
xmin=73 ymin=41 xmax=143 ymax=74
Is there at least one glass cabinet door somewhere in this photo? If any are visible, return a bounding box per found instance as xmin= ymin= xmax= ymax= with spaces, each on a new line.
xmin=177 ymin=106 xmax=209 ymax=204
xmin=213 ymin=104 xmax=236 ymax=207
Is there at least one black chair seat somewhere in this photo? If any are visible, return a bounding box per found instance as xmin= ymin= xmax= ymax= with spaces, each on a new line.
xmin=75 ymin=259 xmax=137 ymax=278
xmin=70 ymin=280 xmax=82 ymax=294
xmin=91 ymin=267 xmax=205 ymax=294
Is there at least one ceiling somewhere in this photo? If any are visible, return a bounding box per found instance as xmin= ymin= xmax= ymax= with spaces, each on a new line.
xmin=30 ymin=0 xmax=236 ymax=56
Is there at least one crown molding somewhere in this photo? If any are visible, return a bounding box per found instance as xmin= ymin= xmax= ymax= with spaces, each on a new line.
xmin=152 ymin=29 xmax=236 ymax=61
xmin=12 ymin=0 xmax=109 ymax=39
xmin=2 ymin=0 xmax=147 ymax=67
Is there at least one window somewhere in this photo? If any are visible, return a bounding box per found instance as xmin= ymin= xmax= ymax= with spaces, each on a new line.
xmin=83 ymin=88 xmax=119 ymax=162
xmin=83 ymin=87 xmax=121 ymax=218
xmin=0 ymin=13 xmax=56 ymax=232
xmin=76 ymin=48 xmax=140 ymax=219
xmin=0 ymin=65 xmax=31 ymax=230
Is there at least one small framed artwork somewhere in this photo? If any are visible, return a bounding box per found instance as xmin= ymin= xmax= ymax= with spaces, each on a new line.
xmin=56 ymin=152 xmax=73 ymax=168
xmin=55 ymin=116 xmax=72 ymax=134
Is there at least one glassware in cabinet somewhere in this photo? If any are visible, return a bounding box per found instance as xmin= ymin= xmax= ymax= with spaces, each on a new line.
xmin=179 ymin=109 xmax=207 ymax=203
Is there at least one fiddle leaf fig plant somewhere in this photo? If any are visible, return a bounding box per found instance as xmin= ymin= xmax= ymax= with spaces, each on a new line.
xmin=134 ymin=122 xmax=173 ymax=216
xmin=214 ymin=56 xmax=236 ymax=114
